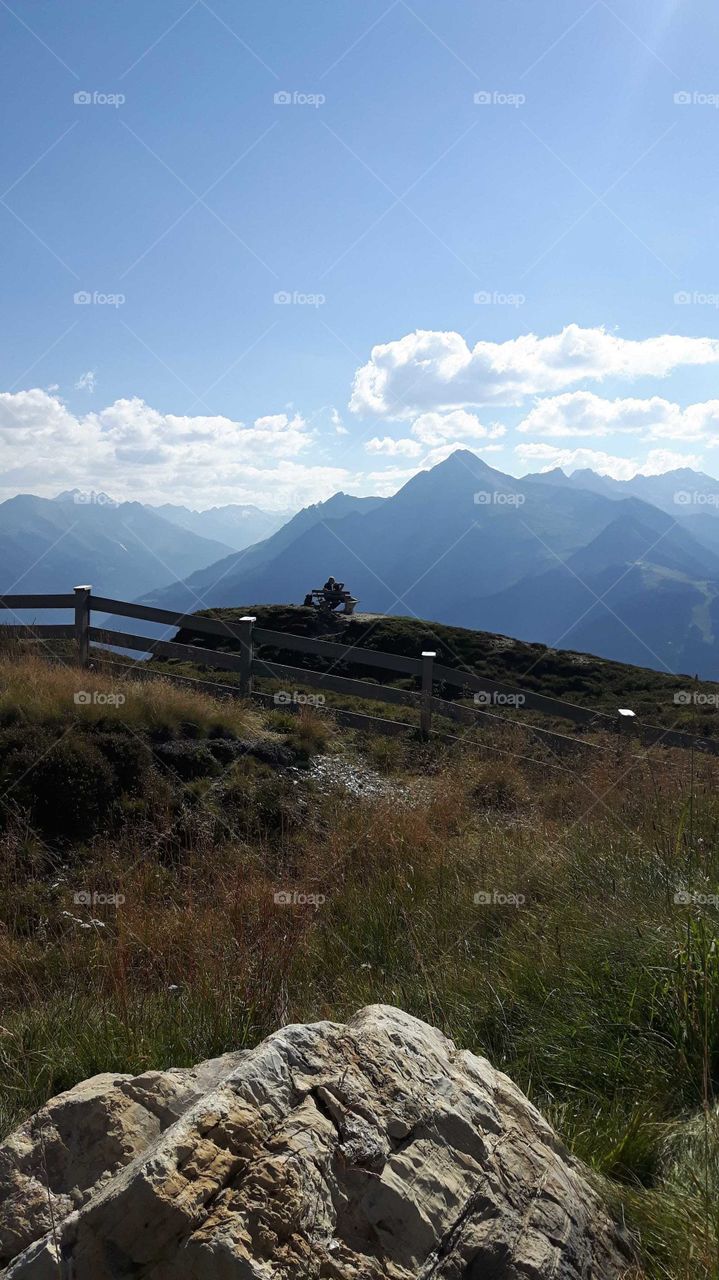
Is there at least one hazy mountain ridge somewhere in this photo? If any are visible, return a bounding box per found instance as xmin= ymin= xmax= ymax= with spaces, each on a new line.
xmin=155 ymin=502 xmax=290 ymax=552
xmin=4 ymin=459 xmax=719 ymax=677
xmin=0 ymin=494 xmax=236 ymax=608
xmin=146 ymin=452 xmax=719 ymax=677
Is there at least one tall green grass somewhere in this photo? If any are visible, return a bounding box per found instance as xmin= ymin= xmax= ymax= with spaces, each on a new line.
xmin=0 ymin=657 xmax=719 ymax=1276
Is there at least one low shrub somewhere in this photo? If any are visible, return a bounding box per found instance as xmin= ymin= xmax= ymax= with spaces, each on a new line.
xmin=16 ymin=734 xmax=117 ymax=839
xmin=153 ymin=740 xmax=221 ymax=782
xmin=470 ymin=760 xmax=530 ymax=812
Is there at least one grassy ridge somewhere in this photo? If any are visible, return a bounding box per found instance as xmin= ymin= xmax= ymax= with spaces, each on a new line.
xmin=173 ymin=604 xmax=719 ymax=734
xmin=1 ymin=650 xmax=719 ymax=1276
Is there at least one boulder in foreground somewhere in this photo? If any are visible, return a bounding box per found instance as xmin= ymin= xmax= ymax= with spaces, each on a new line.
xmin=0 ymin=1005 xmax=633 ymax=1278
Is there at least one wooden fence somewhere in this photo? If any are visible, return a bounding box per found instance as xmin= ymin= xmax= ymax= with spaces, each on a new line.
xmin=0 ymin=585 xmax=716 ymax=756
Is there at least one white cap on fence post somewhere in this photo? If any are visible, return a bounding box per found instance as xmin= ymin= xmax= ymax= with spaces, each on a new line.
xmin=239 ymin=616 xmax=256 ymax=700
xmin=617 ymin=707 xmax=636 ymax=747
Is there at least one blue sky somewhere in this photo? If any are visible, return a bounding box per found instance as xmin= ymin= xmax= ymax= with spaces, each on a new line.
xmin=2 ymin=0 xmax=719 ymax=508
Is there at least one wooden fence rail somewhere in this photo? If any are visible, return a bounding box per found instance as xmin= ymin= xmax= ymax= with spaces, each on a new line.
xmin=0 ymin=585 xmax=716 ymax=755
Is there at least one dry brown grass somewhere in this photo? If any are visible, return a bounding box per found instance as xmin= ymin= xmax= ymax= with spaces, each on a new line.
xmin=0 ymin=651 xmax=261 ymax=736
xmin=0 ymin=660 xmax=718 ymax=1276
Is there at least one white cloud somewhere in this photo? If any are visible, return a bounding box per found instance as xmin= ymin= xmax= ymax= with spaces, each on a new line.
xmin=350 ymin=325 xmax=719 ymax=417
xmin=330 ymin=406 xmax=348 ymax=435
xmin=252 ymin=412 xmax=305 ymax=433
xmin=365 ymin=437 xmax=423 ymax=457
xmin=366 ymin=409 xmax=505 ymax=457
xmin=515 ymin=442 xmax=704 ymax=480
xmin=517 ymin=391 xmax=719 ymax=441
xmin=75 ymin=371 xmax=96 ymax=393
xmin=0 ymin=389 xmax=367 ymax=510
xmin=364 ymin=464 xmax=423 ymax=494
xmin=410 ymin=409 xmax=506 ymax=446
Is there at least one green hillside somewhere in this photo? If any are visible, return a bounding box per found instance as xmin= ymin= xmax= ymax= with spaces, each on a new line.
xmin=172 ymin=604 xmax=719 ymax=734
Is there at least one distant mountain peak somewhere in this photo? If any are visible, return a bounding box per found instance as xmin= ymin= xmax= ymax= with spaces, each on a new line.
xmin=434 ymin=448 xmax=490 ymax=471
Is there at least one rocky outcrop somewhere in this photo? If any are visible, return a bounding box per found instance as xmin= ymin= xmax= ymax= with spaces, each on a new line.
xmin=0 ymin=1006 xmax=634 ymax=1278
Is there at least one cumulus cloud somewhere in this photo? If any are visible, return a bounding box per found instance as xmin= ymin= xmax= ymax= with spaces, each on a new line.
xmin=330 ymin=407 xmax=348 ymax=435
xmin=517 ymin=391 xmax=719 ymax=441
xmin=350 ymin=325 xmax=719 ymax=417
xmin=410 ymin=409 xmax=505 ymax=446
xmin=366 ymin=409 xmax=505 ymax=457
xmin=515 ymin=443 xmax=704 ymax=480
xmin=75 ymin=371 xmax=96 ymax=393
xmin=365 ymin=437 xmax=423 ymax=457
xmin=0 ymin=389 xmax=365 ymax=509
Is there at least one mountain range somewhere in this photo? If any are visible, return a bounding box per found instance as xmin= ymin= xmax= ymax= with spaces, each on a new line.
xmin=143 ymin=454 xmax=719 ymax=678
xmin=0 ymin=493 xmax=236 ymax=619
xmin=0 ymin=492 xmax=298 ymax=613
xmin=155 ymin=502 xmax=290 ymax=552
xmin=4 ymin=459 xmax=719 ymax=678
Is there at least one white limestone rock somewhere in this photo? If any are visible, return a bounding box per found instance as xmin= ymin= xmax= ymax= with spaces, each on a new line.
xmin=0 ymin=1007 xmax=633 ymax=1279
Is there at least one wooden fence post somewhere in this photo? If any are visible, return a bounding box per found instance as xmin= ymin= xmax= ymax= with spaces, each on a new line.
xmin=616 ymin=707 xmax=636 ymax=757
xmin=239 ymin=616 xmax=256 ymax=698
xmin=420 ymin=650 xmax=436 ymax=739
xmin=74 ymin=584 xmax=91 ymax=668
